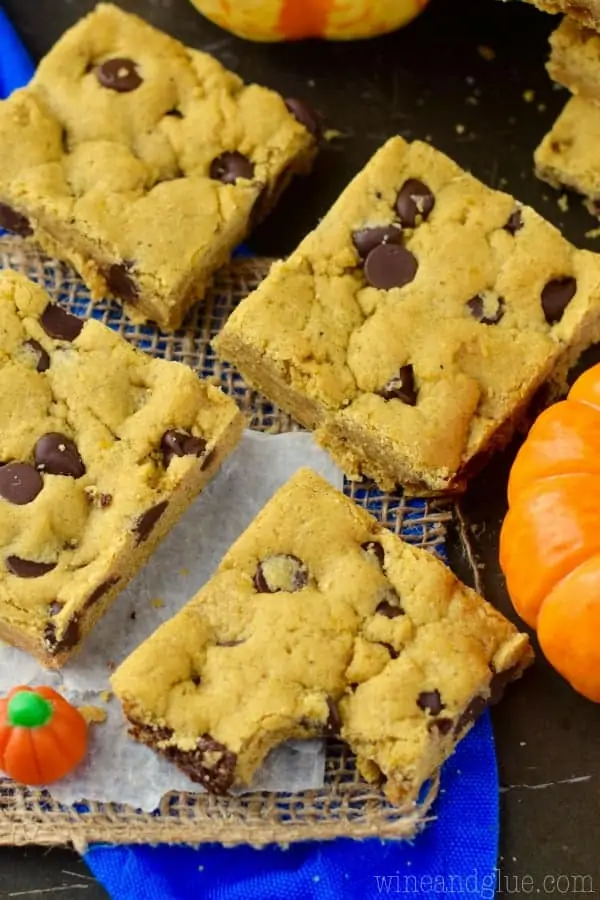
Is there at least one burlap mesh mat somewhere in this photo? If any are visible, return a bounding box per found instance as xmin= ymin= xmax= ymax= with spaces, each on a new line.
xmin=0 ymin=236 xmax=457 ymax=850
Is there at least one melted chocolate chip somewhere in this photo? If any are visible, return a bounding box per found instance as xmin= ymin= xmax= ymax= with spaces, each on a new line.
xmin=0 ymin=202 xmax=33 ymax=236
xmin=161 ymin=430 xmax=207 ymax=467
xmin=0 ymin=463 xmax=43 ymax=505
xmin=285 ymin=98 xmax=321 ymax=136
xmin=6 ymin=556 xmax=56 ymax=578
xmin=380 ymin=642 xmax=400 ymax=660
xmin=489 ymin=664 xmax=519 ymax=705
xmin=24 ymin=339 xmax=50 ymax=373
xmin=364 ymin=243 xmax=418 ymax=290
xmin=163 ymin=733 xmax=237 ymax=795
xmin=34 ymin=433 xmax=85 ymax=479
xmin=467 ymin=294 xmax=505 ymax=325
xmin=541 ymin=276 xmax=577 ymax=325
xmin=352 ymin=225 xmax=403 ymax=259
xmin=454 ymin=695 xmax=487 ymax=734
xmin=44 ymin=615 xmax=80 ymax=655
xmin=166 ymin=108 xmax=184 ymax=118
xmin=217 ymin=639 xmax=246 ymax=648
xmin=84 ymin=577 xmax=119 ymax=610
xmin=210 ymin=151 xmax=255 ymax=185
xmin=504 ymin=209 xmax=523 ymax=235
xmin=396 ymin=179 xmax=435 ymax=228
xmin=40 ymin=304 xmax=83 ymax=342
xmin=191 ymin=673 xmax=202 ymax=686
xmin=105 ymin=262 xmax=139 ymax=304
xmin=134 ymin=501 xmax=169 ymax=544
xmin=429 ymin=717 xmax=453 ymax=736
xmin=378 ymin=365 xmax=418 ymax=406
xmin=417 ymin=690 xmax=445 ymax=716
xmin=375 ymin=598 xmax=404 ymax=618
xmin=96 ymin=58 xmax=142 ymax=93
xmin=254 ymin=554 xmax=309 ymax=593
xmin=325 ymin=697 xmax=342 ymax=736
xmin=361 ymin=540 xmax=385 ymax=568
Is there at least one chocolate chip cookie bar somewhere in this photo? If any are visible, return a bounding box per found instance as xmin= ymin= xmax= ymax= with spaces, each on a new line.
xmin=547 ymin=18 xmax=600 ymax=103
xmin=0 ymin=270 xmax=243 ymax=668
xmin=111 ymin=468 xmax=533 ymax=803
xmin=0 ymin=4 xmax=317 ymax=330
xmin=215 ymin=136 xmax=600 ymax=494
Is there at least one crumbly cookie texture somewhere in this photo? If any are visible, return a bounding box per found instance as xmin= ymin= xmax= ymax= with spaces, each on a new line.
xmin=522 ymin=0 xmax=600 ymax=29
xmin=112 ymin=468 xmax=533 ymax=804
xmin=0 ymin=269 xmax=243 ymax=668
xmin=547 ymin=18 xmax=600 ymax=102
xmin=0 ymin=3 xmax=317 ymax=330
xmin=214 ymin=136 xmax=600 ymax=494
xmin=535 ymin=95 xmax=600 ymax=214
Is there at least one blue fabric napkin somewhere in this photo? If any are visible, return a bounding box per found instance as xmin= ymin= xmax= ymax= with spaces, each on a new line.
xmin=0 ymin=10 xmax=500 ymax=899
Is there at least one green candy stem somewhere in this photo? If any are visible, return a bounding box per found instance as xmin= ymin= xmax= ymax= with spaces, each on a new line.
xmin=7 ymin=690 xmax=53 ymax=728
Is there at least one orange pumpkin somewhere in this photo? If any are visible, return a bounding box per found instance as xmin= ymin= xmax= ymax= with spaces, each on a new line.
xmin=499 ymin=363 xmax=600 ymax=703
xmin=0 ymin=686 xmax=87 ymax=785
xmin=188 ymin=0 xmax=430 ymax=42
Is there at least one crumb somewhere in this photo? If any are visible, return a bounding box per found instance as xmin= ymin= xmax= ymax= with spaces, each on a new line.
xmin=499 ymin=177 xmax=508 ymax=187
xmin=523 ymin=89 xmax=535 ymax=103
xmin=307 ymin=79 xmax=316 ymax=88
xmin=425 ymin=134 xmax=433 ymax=142
xmin=557 ymin=194 xmax=569 ymax=212
xmin=323 ymin=128 xmax=344 ymax=142
xmin=477 ymin=44 xmax=496 ymax=61
xmin=179 ymin=568 xmax=190 ymax=577
xmin=508 ymin=116 xmax=517 ymax=125
xmin=585 ymin=226 xmax=600 ymax=238
xmin=151 ymin=598 xmax=165 ymax=609
xmin=466 ymin=95 xmax=479 ymax=106
xmin=519 ymin=741 xmax=526 ymax=747
xmin=79 ymin=705 xmax=107 ymax=725
xmin=537 ymin=102 xmax=546 ymax=113
xmin=100 ymin=690 xmax=112 ymax=703
xmin=465 ymin=75 xmax=476 ymax=86
xmin=107 ymin=659 xmax=116 ymax=672
xmin=455 ymin=123 xmax=466 ymax=135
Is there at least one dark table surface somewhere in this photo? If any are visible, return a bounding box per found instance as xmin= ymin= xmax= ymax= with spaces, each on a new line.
xmin=1 ymin=0 xmax=599 ymax=897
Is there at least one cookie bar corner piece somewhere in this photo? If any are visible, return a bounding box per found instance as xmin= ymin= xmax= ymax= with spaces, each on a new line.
xmin=111 ymin=467 xmax=533 ymax=805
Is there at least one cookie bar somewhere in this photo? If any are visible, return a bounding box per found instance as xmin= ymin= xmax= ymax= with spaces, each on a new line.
xmin=521 ymin=0 xmax=600 ymax=29
xmin=0 ymin=270 xmax=244 ymax=668
xmin=547 ymin=19 xmax=600 ymax=103
xmin=215 ymin=136 xmax=600 ymax=494
xmin=0 ymin=4 xmax=317 ymax=330
xmin=535 ymin=96 xmax=600 ymax=214
xmin=111 ymin=468 xmax=533 ymax=804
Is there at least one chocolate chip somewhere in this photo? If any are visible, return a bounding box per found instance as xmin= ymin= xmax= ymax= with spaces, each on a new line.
xmin=84 ymin=577 xmax=119 ymax=610
xmin=164 ymin=733 xmax=237 ymax=795
xmin=375 ymin=597 xmax=404 ymax=618
xmin=105 ymin=262 xmax=139 ymax=304
xmin=48 ymin=601 xmax=63 ymax=617
xmin=254 ymin=554 xmax=309 ymax=593
xmin=364 ymin=243 xmax=418 ymax=290
xmin=24 ymin=339 xmax=50 ymax=373
xmin=361 ymin=540 xmax=385 ymax=567
xmin=99 ymin=493 xmax=113 ymax=508
xmin=378 ymin=365 xmax=418 ymax=406
xmin=40 ymin=304 xmax=83 ymax=342
xmin=44 ymin=615 xmax=80 ymax=655
xmin=34 ymin=433 xmax=85 ymax=478
xmin=0 ymin=463 xmax=43 ymax=505
xmin=199 ymin=448 xmax=216 ymax=472
xmin=134 ymin=501 xmax=168 ymax=544
xmin=467 ymin=294 xmax=505 ymax=325
xmin=541 ymin=276 xmax=577 ymax=325
xmin=210 ymin=152 xmax=255 ymax=185
xmin=352 ymin=225 xmax=403 ymax=259
xmin=503 ymin=209 xmax=523 ymax=235
xmin=285 ymin=98 xmax=321 ymax=136
xmin=489 ymin=664 xmax=519 ymax=705
xmin=217 ymin=639 xmax=245 ymax=648
xmin=379 ymin=642 xmax=400 ymax=660
xmin=429 ymin=717 xmax=453 ymax=736
xmin=396 ymin=178 xmax=435 ymax=228
xmin=454 ymin=695 xmax=487 ymax=734
xmin=165 ymin=108 xmax=184 ymax=118
xmin=417 ymin=690 xmax=445 ymax=716
xmin=6 ymin=556 xmax=56 ymax=578
xmin=96 ymin=58 xmax=142 ymax=93
xmin=191 ymin=674 xmax=202 ymax=686
xmin=0 ymin=202 xmax=33 ymax=236
xmin=161 ymin=430 xmax=207 ymax=467
xmin=325 ymin=697 xmax=342 ymax=736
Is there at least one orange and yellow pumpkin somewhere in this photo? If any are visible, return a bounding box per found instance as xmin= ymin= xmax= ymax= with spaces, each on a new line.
xmin=188 ymin=0 xmax=430 ymax=42
xmin=0 ymin=686 xmax=87 ymax=785
xmin=500 ymin=364 xmax=600 ymax=703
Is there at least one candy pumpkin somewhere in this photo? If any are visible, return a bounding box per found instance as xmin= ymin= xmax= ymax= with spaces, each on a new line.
xmin=0 ymin=686 xmax=87 ymax=785
xmin=188 ymin=0 xmax=430 ymax=41
xmin=499 ymin=363 xmax=600 ymax=703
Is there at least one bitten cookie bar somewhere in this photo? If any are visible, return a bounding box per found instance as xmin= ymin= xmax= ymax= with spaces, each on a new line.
xmin=112 ymin=468 xmax=533 ymax=804
xmin=547 ymin=18 xmax=600 ymax=103
xmin=0 ymin=4 xmax=317 ymax=330
xmin=535 ymin=96 xmax=600 ymax=215
xmin=215 ymin=136 xmax=600 ymax=494
xmin=0 ymin=270 xmax=243 ymax=668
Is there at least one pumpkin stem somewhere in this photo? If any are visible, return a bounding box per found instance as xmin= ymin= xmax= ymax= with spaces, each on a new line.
xmin=7 ymin=690 xmax=53 ymax=728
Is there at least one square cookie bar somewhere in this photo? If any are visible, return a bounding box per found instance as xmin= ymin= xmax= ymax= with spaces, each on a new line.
xmin=535 ymin=95 xmax=600 ymax=214
xmin=0 ymin=270 xmax=243 ymax=668
xmin=0 ymin=4 xmax=318 ymax=330
xmin=112 ymin=468 xmax=533 ymax=804
xmin=215 ymin=136 xmax=600 ymax=493
xmin=547 ymin=18 xmax=600 ymax=102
